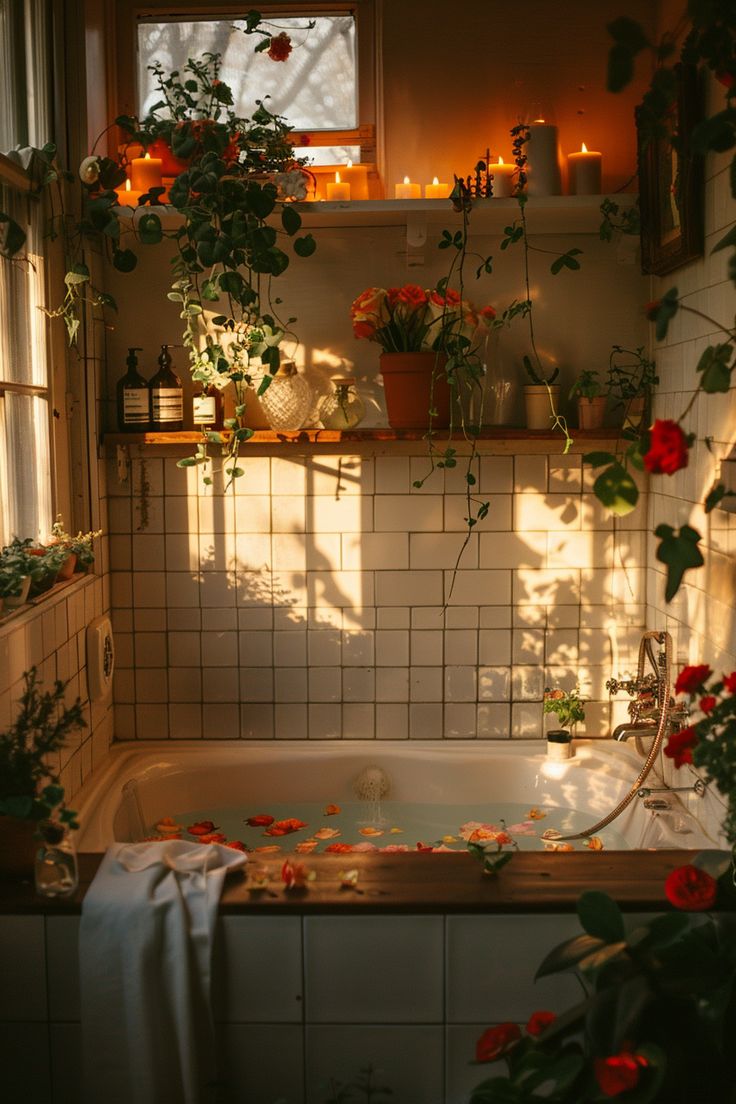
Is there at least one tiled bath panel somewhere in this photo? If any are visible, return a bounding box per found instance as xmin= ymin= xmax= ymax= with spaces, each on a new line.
xmin=109 ymin=452 xmax=648 ymax=741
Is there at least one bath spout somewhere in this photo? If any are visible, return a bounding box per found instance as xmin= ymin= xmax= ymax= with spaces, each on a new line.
xmin=612 ymin=721 xmax=658 ymax=742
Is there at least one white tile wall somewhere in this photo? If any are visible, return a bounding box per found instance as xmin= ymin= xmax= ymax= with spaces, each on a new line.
xmin=108 ymin=451 xmax=648 ymax=741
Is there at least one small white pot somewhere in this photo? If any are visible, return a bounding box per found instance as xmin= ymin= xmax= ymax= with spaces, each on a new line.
xmin=524 ymin=385 xmax=560 ymax=431
xmin=4 ymin=575 xmax=31 ymax=609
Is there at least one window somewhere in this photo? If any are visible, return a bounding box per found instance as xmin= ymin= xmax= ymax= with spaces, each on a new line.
xmin=0 ymin=0 xmax=56 ymax=545
xmin=118 ymin=2 xmax=377 ymax=166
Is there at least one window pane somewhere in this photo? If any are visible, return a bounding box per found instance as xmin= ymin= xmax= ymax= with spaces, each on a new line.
xmin=0 ymin=185 xmax=47 ymax=387
xmin=138 ymin=15 xmax=357 ymax=131
xmin=2 ymin=392 xmax=51 ymax=542
xmin=294 ymin=144 xmax=360 ymax=166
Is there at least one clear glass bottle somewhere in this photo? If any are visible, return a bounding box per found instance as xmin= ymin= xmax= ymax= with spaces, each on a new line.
xmin=116 ymin=346 xmax=151 ymax=432
xmin=35 ymin=822 xmax=78 ymax=898
xmin=474 ymin=328 xmax=518 ymax=426
xmin=319 ymin=377 xmax=366 ymax=430
xmin=149 ymin=344 xmax=184 ymax=432
xmin=258 ymin=360 xmax=314 ymax=431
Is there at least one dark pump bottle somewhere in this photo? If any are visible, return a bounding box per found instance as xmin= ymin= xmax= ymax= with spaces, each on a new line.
xmin=149 ymin=344 xmax=184 ymax=431
xmin=116 ymin=346 xmax=151 ymax=432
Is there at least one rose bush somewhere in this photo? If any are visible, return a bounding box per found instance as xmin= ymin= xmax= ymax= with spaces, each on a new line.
xmin=643 ymin=419 xmax=691 ymax=475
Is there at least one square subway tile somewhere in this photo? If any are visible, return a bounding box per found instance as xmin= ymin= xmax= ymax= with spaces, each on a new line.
xmin=306 ymin=1026 xmax=444 ymax=1104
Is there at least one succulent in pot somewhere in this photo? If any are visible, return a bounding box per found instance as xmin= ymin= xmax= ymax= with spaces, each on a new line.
xmin=569 ymin=368 xmax=607 ymax=430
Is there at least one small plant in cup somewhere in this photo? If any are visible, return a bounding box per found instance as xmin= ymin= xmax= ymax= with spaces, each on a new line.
xmin=543 ymin=686 xmax=586 ymax=733
xmin=522 ymin=355 xmax=563 ymax=433
xmin=606 ymin=344 xmax=658 ymax=429
xmin=569 ymin=369 xmax=607 ymax=430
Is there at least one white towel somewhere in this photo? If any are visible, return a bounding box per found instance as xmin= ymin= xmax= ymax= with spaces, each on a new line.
xmin=80 ymin=840 xmax=247 ymax=1104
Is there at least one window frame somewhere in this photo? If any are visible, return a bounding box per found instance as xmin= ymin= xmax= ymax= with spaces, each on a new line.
xmin=113 ymin=1 xmax=378 ymax=163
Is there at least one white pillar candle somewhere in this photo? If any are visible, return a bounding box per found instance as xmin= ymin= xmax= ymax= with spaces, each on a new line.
xmin=489 ymin=156 xmax=515 ymax=198
xmin=326 ymin=171 xmax=351 ymax=201
xmin=340 ymin=159 xmax=369 ymax=200
xmin=395 ymin=175 xmax=421 ymax=199
xmin=567 ymin=143 xmax=602 ymax=195
xmin=526 ymin=121 xmax=561 ymax=197
xmin=424 ymin=176 xmax=450 ymax=199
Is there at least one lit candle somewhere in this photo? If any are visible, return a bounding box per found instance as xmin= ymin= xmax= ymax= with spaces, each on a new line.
xmin=567 ymin=142 xmax=602 ymax=195
xmin=130 ymin=151 xmax=163 ymax=192
xmin=526 ymin=119 xmax=561 ymax=197
xmin=339 ymin=159 xmax=369 ymax=200
xmin=115 ymin=179 xmax=143 ymax=207
xmin=424 ymin=176 xmax=450 ymax=199
xmin=488 ymin=156 xmax=515 ymax=198
xmin=326 ymin=171 xmax=351 ymax=201
xmin=395 ymin=175 xmax=421 ymax=200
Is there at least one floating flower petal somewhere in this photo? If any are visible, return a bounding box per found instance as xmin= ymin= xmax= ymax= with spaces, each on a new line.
xmin=314 ymin=827 xmax=341 ymax=840
xmin=323 ymin=804 xmax=341 ymax=816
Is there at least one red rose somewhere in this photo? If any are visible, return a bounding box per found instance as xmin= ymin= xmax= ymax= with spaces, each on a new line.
xmin=267 ymin=32 xmax=292 ymax=62
xmin=644 ymin=299 xmax=661 ymax=321
xmin=246 ymin=814 xmax=274 ymax=827
xmin=724 ymin=671 xmax=736 ymax=693
xmin=664 ymin=864 xmax=718 ymax=911
xmin=429 ymin=288 xmax=461 ymax=308
xmin=225 ymin=840 xmax=247 ymax=851
xmin=663 ymin=725 xmax=698 ymax=767
xmin=396 ymin=284 xmax=428 ymax=310
xmin=264 ymin=818 xmax=308 ymax=836
xmin=675 ymin=664 xmax=712 ymax=695
xmin=699 ymin=695 xmax=717 ymax=714
xmin=479 ymin=305 xmax=497 ymax=322
xmin=526 ymin=1010 xmax=556 ymax=1036
xmin=594 ymin=1052 xmax=648 ymax=1097
xmin=716 ymin=70 xmax=735 ymax=88
xmin=643 ymin=420 xmax=690 ymax=475
xmin=353 ymin=319 xmax=376 ymax=339
xmin=188 ymin=820 xmax=217 ymax=835
xmin=476 ymin=1023 xmax=522 ymax=1063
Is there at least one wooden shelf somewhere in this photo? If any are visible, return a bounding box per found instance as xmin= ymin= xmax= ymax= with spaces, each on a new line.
xmin=104 ymin=427 xmax=622 ymax=457
xmin=117 ymin=193 xmax=637 ymax=236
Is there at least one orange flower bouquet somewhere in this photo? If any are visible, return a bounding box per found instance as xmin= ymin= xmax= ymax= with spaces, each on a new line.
xmin=350 ymin=283 xmax=495 ymax=355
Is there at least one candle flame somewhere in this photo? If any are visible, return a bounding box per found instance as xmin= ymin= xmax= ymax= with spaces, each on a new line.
xmin=432 ymin=176 xmax=439 ymax=186
xmin=581 ymin=142 xmax=588 ymax=153
xmin=403 ymin=175 xmax=410 ymax=185
xmin=347 ymin=159 xmax=353 ymax=168
xmin=533 ymin=117 xmax=545 ymax=124
xmin=144 ymin=152 xmax=151 ymax=161
xmin=125 ymin=180 xmax=131 ymax=192
xmin=335 ymin=171 xmax=341 ymax=184
xmin=498 ymin=156 xmax=504 ymax=166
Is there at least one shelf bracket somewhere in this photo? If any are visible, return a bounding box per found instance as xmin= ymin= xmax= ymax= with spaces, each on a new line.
xmin=406 ymin=216 xmax=427 ymax=266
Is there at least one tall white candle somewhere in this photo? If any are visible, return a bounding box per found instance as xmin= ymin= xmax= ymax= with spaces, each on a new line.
xmin=567 ymin=143 xmax=602 ymax=195
xmin=526 ymin=120 xmax=561 ymax=197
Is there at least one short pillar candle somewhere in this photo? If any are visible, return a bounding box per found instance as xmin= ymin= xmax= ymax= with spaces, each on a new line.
xmin=489 ymin=156 xmax=515 ymax=198
xmin=567 ymin=143 xmax=602 ymax=195
xmin=326 ymin=171 xmax=351 ymax=201
xmin=395 ymin=176 xmax=421 ymax=200
xmin=115 ymin=179 xmax=143 ymax=207
xmin=129 ymin=152 xmax=163 ymax=192
xmin=424 ymin=176 xmax=450 ymax=199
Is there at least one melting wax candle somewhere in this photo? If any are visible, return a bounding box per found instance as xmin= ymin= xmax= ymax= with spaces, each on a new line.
xmin=395 ymin=176 xmax=421 ymax=200
xmin=326 ymin=171 xmax=351 ymax=201
xmin=115 ymin=179 xmax=143 ymax=207
xmin=567 ymin=142 xmax=602 ymax=195
xmin=489 ymin=156 xmax=515 ymax=198
xmin=130 ymin=151 xmax=163 ymax=192
xmin=339 ymin=159 xmax=369 ymax=200
xmin=526 ymin=121 xmax=561 ymax=196
xmin=424 ymin=176 xmax=450 ymax=199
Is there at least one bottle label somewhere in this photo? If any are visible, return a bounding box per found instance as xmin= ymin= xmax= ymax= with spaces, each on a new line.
xmin=152 ymin=388 xmax=183 ymax=422
xmin=193 ymin=395 xmax=217 ymax=424
xmin=123 ymin=389 xmax=149 ymax=423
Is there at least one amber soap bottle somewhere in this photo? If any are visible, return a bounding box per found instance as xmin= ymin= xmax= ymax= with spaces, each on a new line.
xmin=149 ymin=344 xmax=184 ymax=432
xmin=116 ymin=346 xmax=150 ymax=432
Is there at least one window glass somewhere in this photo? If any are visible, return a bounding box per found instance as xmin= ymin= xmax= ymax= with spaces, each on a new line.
xmin=137 ymin=14 xmax=357 ymax=132
xmin=2 ymin=392 xmax=51 ymax=543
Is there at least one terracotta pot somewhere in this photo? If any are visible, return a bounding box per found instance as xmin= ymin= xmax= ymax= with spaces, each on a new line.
xmin=577 ymin=396 xmax=607 ymax=430
xmin=0 ymin=816 xmax=38 ymax=880
xmin=55 ymin=551 xmax=77 ymax=581
xmin=379 ymin=352 xmax=451 ymax=429
xmin=524 ymin=385 xmax=560 ymax=431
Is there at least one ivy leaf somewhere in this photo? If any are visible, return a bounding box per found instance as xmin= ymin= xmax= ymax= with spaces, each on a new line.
xmin=137 ymin=212 xmax=162 ymax=245
xmin=112 ymin=248 xmax=137 ymax=273
xmin=1 ymin=212 xmax=29 ymax=257
xmin=281 ymin=205 xmax=302 ymax=235
xmin=696 ymin=343 xmax=733 ymax=393
xmin=294 ymin=233 xmax=316 ymax=257
xmin=550 ymin=248 xmax=583 ymax=274
xmin=593 ymin=462 xmax=639 ymax=516
xmin=654 ymin=523 xmax=704 ymax=601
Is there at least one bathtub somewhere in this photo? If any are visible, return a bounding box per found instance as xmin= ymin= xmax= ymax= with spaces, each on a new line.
xmin=73 ymin=739 xmax=720 ymax=852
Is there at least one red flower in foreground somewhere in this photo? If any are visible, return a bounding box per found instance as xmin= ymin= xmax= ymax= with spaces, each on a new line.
xmin=665 ymin=864 xmax=718 ymax=911
xmin=267 ymin=32 xmax=292 ymax=62
xmin=664 ymin=725 xmax=698 ymax=767
xmin=643 ymin=419 xmax=690 ymax=475
xmin=699 ymin=694 xmax=717 ymax=714
xmin=594 ymin=1052 xmax=648 ymax=1097
xmin=188 ymin=820 xmax=217 ymax=835
xmin=526 ymin=1010 xmax=556 ymax=1036
xmin=476 ymin=1023 xmax=522 ymax=1063
xmin=264 ymin=818 xmax=308 ymax=836
xmin=675 ymin=664 xmax=712 ymax=695
xmin=246 ymin=814 xmax=274 ymax=827
xmin=723 ymin=671 xmax=736 ymax=694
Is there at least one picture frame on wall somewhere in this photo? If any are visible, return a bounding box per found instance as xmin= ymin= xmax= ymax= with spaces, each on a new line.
xmin=637 ymin=64 xmax=704 ymax=276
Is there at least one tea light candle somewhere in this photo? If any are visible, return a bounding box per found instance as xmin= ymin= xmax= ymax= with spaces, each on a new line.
xmin=340 ymin=159 xmax=369 ymax=200
xmin=567 ymin=142 xmax=602 ymax=195
xmin=130 ymin=151 xmax=163 ymax=192
xmin=489 ymin=156 xmax=515 ymax=198
xmin=115 ymin=179 xmax=143 ymax=207
xmin=395 ymin=175 xmax=421 ymax=200
xmin=326 ymin=171 xmax=351 ymax=201
xmin=526 ymin=120 xmax=561 ymax=197
xmin=424 ymin=176 xmax=450 ymax=199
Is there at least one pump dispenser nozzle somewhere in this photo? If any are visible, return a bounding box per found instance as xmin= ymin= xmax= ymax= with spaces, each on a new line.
xmin=126 ymin=347 xmax=143 ymax=369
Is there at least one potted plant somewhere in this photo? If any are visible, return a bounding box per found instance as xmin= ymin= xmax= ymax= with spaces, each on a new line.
xmin=0 ymin=668 xmax=84 ymax=878
xmin=0 ymin=544 xmax=32 ymax=610
xmin=47 ymin=517 xmax=102 ymax=578
xmin=543 ymin=685 xmax=586 ymax=735
xmin=570 ymin=368 xmax=607 ymax=430
xmin=350 ymin=283 xmax=496 ymax=428
xmin=606 ymin=344 xmax=658 ymax=430
xmin=522 ymin=354 xmax=561 ymax=431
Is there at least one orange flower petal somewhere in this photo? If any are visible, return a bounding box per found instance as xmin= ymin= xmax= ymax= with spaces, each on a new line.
xmin=314 ymin=827 xmax=341 ymax=840
xmin=254 ymin=845 xmax=282 ymax=853
xmin=359 ymin=826 xmax=384 ymax=837
xmin=323 ymin=804 xmax=341 ymax=816
xmin=295 ymin=840 xmax=319 ymax=853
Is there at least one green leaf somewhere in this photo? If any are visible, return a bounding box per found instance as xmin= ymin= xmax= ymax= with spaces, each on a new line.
xmin=583 ymin=450 xmax=617 ymax=468
xmin=96 ymin=292 xmax=117 ymax=312
xmin=654 ymin=523 xmax=704 ymax=601
xmin=593 ymin=462 xmax=639 ymax=516
xmin=112 ymin=248 xmax=137 ymax=273
xmin=696 ymin=343 xmax=733 ymax=393
xmin=176 ymin=457 xmax=201 ymax=468
xmin=218 ymin=270 xmax=245 ymax=296
xmin=536 ymin=933 xmax=608 ymax=979
xmin=0 ymin=213 xmax=27 ymax=257
xmin=137 ymin=212 xmax=162 ymax=245
xmin=294 ymin=233 xmax=316 ymax=257
xmin=653 ymin=287 xmax=679 ymax=341
xmin=577 ymin=890 xmax=625 ymax=942
xmin=281 ymin=205 xmax=302 ymax=235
